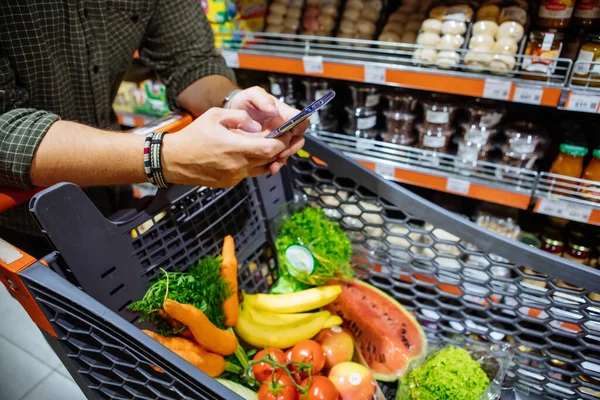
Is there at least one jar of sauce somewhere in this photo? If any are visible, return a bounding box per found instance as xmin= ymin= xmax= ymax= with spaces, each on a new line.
xmin=572 ymin=34 xmax=600 ymax=87
xmin=580 ymin=149 xmax=600 ymax=202
xmin=522 ymin=30 xmax=564 ymax=80
xmin=541 ymin=232 xmax=565 ymax=256
xmin=549 ymin=143 xmax=588 ymax=195
xmin=536 ymin=0 xmax=575 ymax=29
xmin=557 ymin=237 xmax=591 ymax=290
xmin=573 ymin=0 xmax=600 ymax=28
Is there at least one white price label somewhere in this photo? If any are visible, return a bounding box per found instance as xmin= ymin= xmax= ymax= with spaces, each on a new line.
xmin=513 ymin=85 xmax=543 ymax=105
xmin=121 ymin=114 xmax=135 ymax=127
xmin=355 ymin=138 xmax=375 ymax=152
xmin=537 ymin=198 xmax=593 ymax=223
xmin=364 ymin=65 xmax=386 ymax=84
xmin=566 ymin=93 xmax=600 ymax=113
xmin=446 ymin=178 xmax=471 ymax=195
xmin=302 ymin=56 xmax=324 ymax=74
xmin=375 ymin=163 xmax=395 ymax=178
xmin=221 ymin=50 xmax=239 ymax=68
xmin=483 ymin=79 xmax=512 ymax=101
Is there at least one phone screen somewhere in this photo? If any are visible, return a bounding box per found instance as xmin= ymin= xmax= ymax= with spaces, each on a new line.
xmin=265 ymin=90 xmax=336 ymax=139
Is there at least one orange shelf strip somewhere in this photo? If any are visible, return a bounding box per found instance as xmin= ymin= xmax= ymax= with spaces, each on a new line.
xmin=359 ymin=160 xmax=531 ymax=210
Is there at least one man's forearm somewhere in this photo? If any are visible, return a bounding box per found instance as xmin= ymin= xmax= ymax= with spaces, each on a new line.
xmin=177 ymin=75 xmax=238 ymax=116
xmin=30 ymin=121 xmax=146 ymax=187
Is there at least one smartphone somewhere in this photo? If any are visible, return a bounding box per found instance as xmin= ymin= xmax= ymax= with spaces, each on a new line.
xmin=265 ymin=90 xmax=336 ymax=139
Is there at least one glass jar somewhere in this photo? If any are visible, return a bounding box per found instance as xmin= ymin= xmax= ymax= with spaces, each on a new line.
xmin=384 ymin=92 xmax=417 ymax=114
xmin=345 ymin=106 xmax=378 ymax=131
xmin=557 ymin=240 xmax=592 ymax=290
xmin=504 ymin=121 xmax=548 ymax=153
xmin=572 ymin=34 xmax=600 ymax=87
xmin=454 ymin=138 xmax=489 ymax=174
xmin=461 ymin=123 xmax=498 ymax=145
xmin=383 ymin=112 xmax=416 ymax=135
xmin=349 ymin=84 xmax=380 ymax=109
xmin=421 ymin=98 xmax=457 ymax=129
xmin=581 ymin=149 xmax=600 ymax=202
xmin=465 ymin=104 xmax=506 ymax=128
xmin=521 ymin=30 xmax=564 ymax=80
xmin=549 ymin=143 xmax=589 ymax=195
xmin=541 ymin=232 xmax=565 ymax=256
xmin=573 ymin=0 xmax=600 ymax=27
xmin=302 ymin=78 xmax=330 ymax=102
xmin=536 ymin=0 xmax=575 ymax=29
xmin=417 ymin=124 xmax=453 ymax=153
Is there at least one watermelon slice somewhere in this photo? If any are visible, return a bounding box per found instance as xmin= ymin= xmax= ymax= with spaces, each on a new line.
xmin=324 ymin=279 xmax=427 ymax=382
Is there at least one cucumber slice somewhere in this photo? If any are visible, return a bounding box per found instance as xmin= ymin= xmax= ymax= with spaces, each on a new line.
xmin=285 ymin=245 xmax=315 ymax=275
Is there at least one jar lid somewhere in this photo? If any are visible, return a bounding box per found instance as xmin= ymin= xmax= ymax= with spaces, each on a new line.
xmin=541 ymin=235 xmax=564 ymax=246
xmin=594 ymin=149 xmax=600 ymax=158
xmin=560 ymin=143 xmax=589 ymax=156
xmin=569 ymin=242 xmax=592 ymax=252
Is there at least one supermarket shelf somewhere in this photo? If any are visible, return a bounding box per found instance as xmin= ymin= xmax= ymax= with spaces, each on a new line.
xmin=218 ymin=32 xmax=569 ymax=108
xmin=312 ymin=131 xmax=600 ymax=226
xmin=312 ymin=131 xmax=536 ymax=210
xmin=561 ymin=62 xmax=600 ymax=113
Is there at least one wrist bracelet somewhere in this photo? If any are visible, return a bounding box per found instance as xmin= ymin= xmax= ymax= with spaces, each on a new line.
xmin=143 ymin=131 xmax=170 ymax=189
xmin=223 ymin=89 xmax=242 ymax=109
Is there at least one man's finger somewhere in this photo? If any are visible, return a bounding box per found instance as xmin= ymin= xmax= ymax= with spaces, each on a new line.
xmin=244 ymin=87 xmax=278 ymax=116
xmin=218 ymin=109 xmax=262 ymax=132
xmin=239 ymin=136 xmax=288 ymax=159
xmin=249 ymin=164 xmax=273 ymax=177
xmin=278 ymin=135 xmax=305 ymax=159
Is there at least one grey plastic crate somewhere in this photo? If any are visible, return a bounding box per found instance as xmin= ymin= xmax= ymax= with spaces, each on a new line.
xmin=5 ymin=135 xmax=600 ymax=399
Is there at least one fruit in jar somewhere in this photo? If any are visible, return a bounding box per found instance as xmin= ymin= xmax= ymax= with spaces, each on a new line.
xmin=328 ymin=362 xmax=377 ymax=400
xmin=324 ymin=279 xmax=427 ymax=381
xmin=252 ymin=348 xmax=287 ymax=383
xmin=316 ymin=327 xmax=354 ymax=369
xmin=300 ymin=376 xmax=339 ymax=400
xmin=290 ymin=340 xmax=326 ymax=375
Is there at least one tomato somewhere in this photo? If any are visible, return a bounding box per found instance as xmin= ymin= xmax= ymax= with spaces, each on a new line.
xmin=258 ymin=371 xmax=299 ymax=400
xmin=316 ymin=327 xmax=354 ymax=369
xmin=253 ymin=347 xmax=287 ymax=383
xmin=285 ymin=348 xmax=294 ymax=363
xmin=328 ymin=362 xmax=377 ymax=400
xmin=300 ymin=376 xmax=339 ymax=400
xmin=290 ymin=340 xmax=326 ymax=375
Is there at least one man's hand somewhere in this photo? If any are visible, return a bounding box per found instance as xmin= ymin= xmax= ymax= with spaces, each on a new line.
xmin=227 ymin=86 xmax=308 ymax=173
xmin=162 ymin=108 xmax=295 ymax=188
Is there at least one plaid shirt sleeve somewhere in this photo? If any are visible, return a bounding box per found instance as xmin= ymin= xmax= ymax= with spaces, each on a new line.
xmin=0 ymin=56 xmax=60 ymax=189
xmin=139 ymin=0 xmax=236 ymax=110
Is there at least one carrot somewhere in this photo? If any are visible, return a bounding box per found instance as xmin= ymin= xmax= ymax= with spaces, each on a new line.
xmin=143 ymin=330 xmax=226 ymax=377
xmin=163 ymin=299 xmax=238 ymax=356
xmin=221 ymin=235 xmax=239 ymax=327
xmin=157 ymin=309 xmax=194 ymax=339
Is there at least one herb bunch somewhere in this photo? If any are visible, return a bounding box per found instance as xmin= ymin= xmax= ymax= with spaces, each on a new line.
xmin=128 ymin=256 xmax=231 ymax=335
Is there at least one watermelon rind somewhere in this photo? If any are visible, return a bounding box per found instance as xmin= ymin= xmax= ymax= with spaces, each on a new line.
xmin=328 ymin=279 xmax=428 ymax=382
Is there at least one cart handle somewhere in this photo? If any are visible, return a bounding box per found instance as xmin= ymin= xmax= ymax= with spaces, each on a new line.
xmin=0 ymin=112 xmax=193 ymax=213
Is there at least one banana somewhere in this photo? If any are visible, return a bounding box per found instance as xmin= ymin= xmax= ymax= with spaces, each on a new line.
xmin=322 ymin=315 xmax=343 ymax=329
xmin=244 ymin=305 xmax=327 ymax=327
xmin=234 ymin=308 xmax=331 ymax=348
xmin=243 ymin=285 xmax=342 ymax=314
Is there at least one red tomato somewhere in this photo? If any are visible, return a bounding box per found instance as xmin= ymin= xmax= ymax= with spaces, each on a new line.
xmin=253 ymin=347 xmax=287 ymax=383
xmin=291 ymin=340 xmax=326 ymax=375
xmin=285 ymin=348 xmax=294 ymax=363
xmin=258 ymin=371 xmax=299 ymax=400
xmin=328 ymin=362 xmax=377 ymax=400
xmin=316 ymin=327 xmax=354 ymax=369
xmin=300 ymin=376 xmax=339 ymax=400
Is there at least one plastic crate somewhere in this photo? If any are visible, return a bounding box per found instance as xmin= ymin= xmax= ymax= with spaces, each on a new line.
xmin=3 ymin=135 xmax=600 ymax=399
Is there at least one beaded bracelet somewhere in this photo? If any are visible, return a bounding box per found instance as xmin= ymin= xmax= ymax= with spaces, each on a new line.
xmin=144 ymin=131 xmax=169 ymax=189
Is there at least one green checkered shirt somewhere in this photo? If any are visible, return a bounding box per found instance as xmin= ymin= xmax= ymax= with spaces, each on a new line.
xmin=0 ymin=1 xmax=234 ymax=236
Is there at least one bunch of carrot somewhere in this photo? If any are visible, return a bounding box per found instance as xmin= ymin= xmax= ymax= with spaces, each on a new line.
xmin=144 ymin=236 xmax=240 ymax=378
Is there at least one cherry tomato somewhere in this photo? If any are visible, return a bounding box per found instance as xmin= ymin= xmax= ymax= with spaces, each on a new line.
xmin=258 ymin=371 xmax=299 ymax=400
xmin=291 ymin=340 xmax=326 ymax=375
xmin=285 ymin=348 xmax=294 ymax=363
xmin=316 ymin=327 xmax=354 ymax=369
xmin=300 ymin=376 xmax=339 ymax=400
xmin=328 ymin=362 xmax=377 ymax=400
xmin=253 ymin=347 xmax=287 ymax=383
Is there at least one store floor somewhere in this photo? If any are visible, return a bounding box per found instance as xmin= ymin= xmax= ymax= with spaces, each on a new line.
xmin=0 ymin=284 xmax=85 ymax=400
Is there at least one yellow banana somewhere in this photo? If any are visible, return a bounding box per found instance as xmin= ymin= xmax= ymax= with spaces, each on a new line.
xmin=244 ymin=305 xmax=326 ymax=327
xmin=234 ymin=309 xmax=331 ymax=348
xmin=243 ymin=285 xmax=342 ymax=314
xmin=322 ymin=315 xmax=343 ymax=329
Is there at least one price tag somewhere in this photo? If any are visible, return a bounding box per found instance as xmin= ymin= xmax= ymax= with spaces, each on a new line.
xmin=513 ymin=85 xmax=543 ymax=105
xmin=302 ymin=56 xmax=324 ymax=74
xmin=446 ymin=178 xmax=471 ymax=195
xmin=537 ymin=198 xmax=593 ymax=223
xmin=483 ymin=79 xmax=512 ymax=101
xmin=375 ymin=163 xmax=395 ymax=178
xmin=355 ymin=138 xmax=375 ymax=152
xmin=221 ymin=50 xmax=239 ymax=68
xmin=364 ymin=65 xmax=386 ymax=84
xmin=121 ymin=114 xmax=135 ymax=127
xmin=566 ymin=93 xmax=600 ymax=113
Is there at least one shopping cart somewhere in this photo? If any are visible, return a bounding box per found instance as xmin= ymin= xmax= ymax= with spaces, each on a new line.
xmin=2 ymin=114 xmax=600 ymax=400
